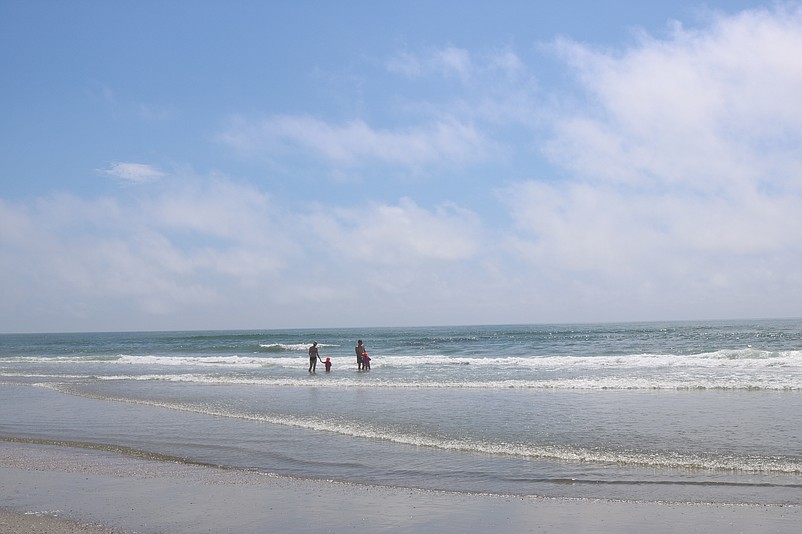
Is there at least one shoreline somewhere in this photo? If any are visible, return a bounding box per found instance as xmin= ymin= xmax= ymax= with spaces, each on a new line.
xmin=2 ymin=442 xmax=800 ymax=533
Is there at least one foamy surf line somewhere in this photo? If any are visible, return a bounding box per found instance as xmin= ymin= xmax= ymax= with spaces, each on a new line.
xmin=9 ymin=348 xmax=802 ymax=366
xmin=24 ymin=373 xmax=802 ymax=391
xmin=41 ymin=383 xmax=802 ymax=475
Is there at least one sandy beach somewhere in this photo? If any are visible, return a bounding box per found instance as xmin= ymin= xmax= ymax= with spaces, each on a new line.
xmin=1 ymin=441 xmax=799 ymax=534
xmin=0 ymin=510 xmax=124 ymax=534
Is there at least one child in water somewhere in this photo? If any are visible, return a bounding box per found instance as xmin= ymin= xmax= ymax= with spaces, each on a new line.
xmin=362 ymin=351 xmax=371 ymax=371
xmin=324 ymin=357 xmax=332 ymax=372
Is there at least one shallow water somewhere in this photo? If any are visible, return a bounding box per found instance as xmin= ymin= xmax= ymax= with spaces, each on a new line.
xmin=2 ymin=320 xmax=801 ymax=504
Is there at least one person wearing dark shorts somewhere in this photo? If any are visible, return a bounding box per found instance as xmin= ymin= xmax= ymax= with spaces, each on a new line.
xmin=308 ymin=341 xmax=322 ymax=373
xmin=355 ymin=339 xmax=366 ymax=371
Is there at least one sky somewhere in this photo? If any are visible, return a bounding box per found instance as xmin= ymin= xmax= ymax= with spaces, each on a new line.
xmin=2 ymin=1 xmax=802 ymax=333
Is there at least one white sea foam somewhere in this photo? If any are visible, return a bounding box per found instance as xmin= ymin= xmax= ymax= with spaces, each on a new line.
xmin=5 ymin=349 xmax=801 ymax=390
xmin=92 ymin=348 xmax=802 ymax=370
xmin=115 ymin=355 xmax=268 ymax=367
xmin=40 ymin=382 xmax=802 ymax=475
xmin=8 ymin=348 xmax=801 ymax=368
xmin=259 ymin=343 xmax=337 ymax=351
xmin=77 ymin=372 xmax=802 ymax=391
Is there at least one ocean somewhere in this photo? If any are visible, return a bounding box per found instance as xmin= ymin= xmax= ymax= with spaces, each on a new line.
xmin=1 ymin=320 xmax=801 ymax=505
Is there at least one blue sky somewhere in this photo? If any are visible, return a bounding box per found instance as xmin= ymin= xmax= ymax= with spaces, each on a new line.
xmin=2 ymin=1 xmax=801 ymax=333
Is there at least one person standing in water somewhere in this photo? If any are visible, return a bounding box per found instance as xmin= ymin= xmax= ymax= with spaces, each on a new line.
xmin=355 ymin=340 xmax=366 ymax=371
xmin=308 ymin=341 xmax=322 ymax=373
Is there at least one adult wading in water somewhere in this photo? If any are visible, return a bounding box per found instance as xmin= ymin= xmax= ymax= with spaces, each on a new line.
xmin=355 ymin=339 xmax=366 ymax=371
xmin=309 ymin=341 xmax=322 ymax=373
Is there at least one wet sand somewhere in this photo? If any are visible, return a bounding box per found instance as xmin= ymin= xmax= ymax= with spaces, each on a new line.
xmin=1 ymin=441 xmax=799 ymax=533
xmin=0 ymin=510 xmax=124 ymax=534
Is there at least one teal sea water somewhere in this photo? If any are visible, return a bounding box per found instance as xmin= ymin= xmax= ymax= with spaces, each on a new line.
xmin=2 ymin=320 xmax=801 ymax=504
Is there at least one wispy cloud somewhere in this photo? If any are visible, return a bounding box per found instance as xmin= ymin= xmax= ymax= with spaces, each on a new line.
xmin=100 ymin=162 xmax=166 ymax=185
xmin=218 ymin=115 xmax=491 ymax=171
xmin=386 ymin=46 xmax=473 ymax=80
xmin=310 ymin=197 xmax=481 ymax=265
xmin=386 ymin=46 xmax=525 ymax=83
xmin=218 ymin=46 xmax=532 ymax=177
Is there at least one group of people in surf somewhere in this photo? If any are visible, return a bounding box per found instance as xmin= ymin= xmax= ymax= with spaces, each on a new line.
xmin=307 ymin=339 xmax=371 ymax=373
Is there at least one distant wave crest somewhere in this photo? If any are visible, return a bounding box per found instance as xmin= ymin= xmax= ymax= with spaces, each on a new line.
xmin=259 ymin=343 xmax=336 ymax=352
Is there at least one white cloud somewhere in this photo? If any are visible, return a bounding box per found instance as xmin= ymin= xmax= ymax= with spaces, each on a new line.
xmin=386 ymin=46 xmax=525 ymax=84
xmin=501 ymin=5 xmax=802 ymax=319
xmin=218 ymin=114 xmax=490 ymax=171
xmin=0 ymin=176 xmax=494 ymax=330
xmin=433 ymin=46 xmax=473 ymax=82
xmin=310 ymin=197 xmax=481 ymax=265
xmin=546 ymin=5 xmax=802 ymax=191
xmin=488 ymin=49 xmax=526 ymax=79
xmin=0 ymin=177 xmax=305 ymax=330
xmin=218 ymin=45 xmax=532 ymax=176
xmin=382 ymin=45 xmax=538 ymax=134
xmin=386 ymin=46 xmax=473 ymax=81
xmin=101 ymin=162 xmax=166 ymax=185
